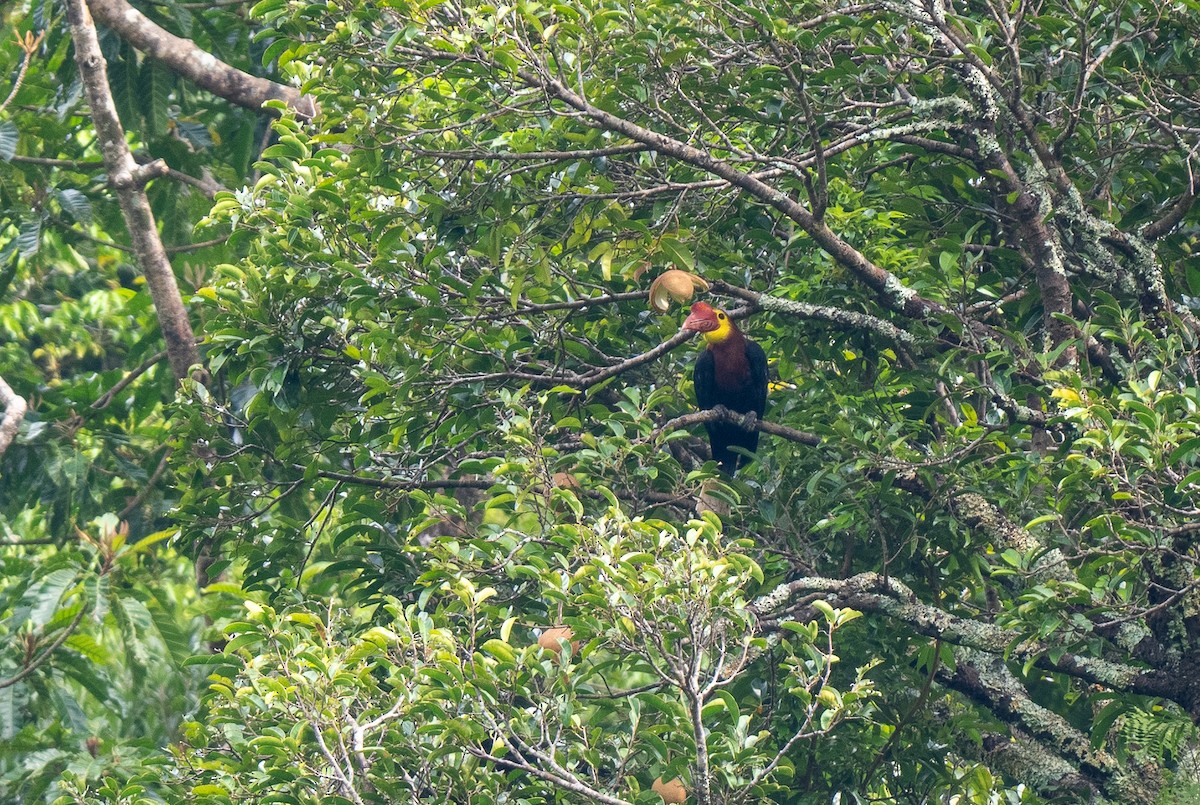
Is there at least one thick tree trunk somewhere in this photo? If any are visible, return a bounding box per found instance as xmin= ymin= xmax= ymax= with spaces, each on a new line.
xmin=65 ymin=0 xmax=203 ymax=383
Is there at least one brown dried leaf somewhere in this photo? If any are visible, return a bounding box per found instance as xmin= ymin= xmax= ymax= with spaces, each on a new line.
xmin=648 ymin=269 xmax=710 ymax=313
xmin=651 ymin=777 xmax=687 ymax=803
xmin=537 ymin=626 xmax=580 ymax=656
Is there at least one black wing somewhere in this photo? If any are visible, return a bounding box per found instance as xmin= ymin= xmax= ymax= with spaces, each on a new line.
xmin=693 ymin=349 xmax=716 ymax=410
xmin=745 ymin=339 xmax=768 ymax=417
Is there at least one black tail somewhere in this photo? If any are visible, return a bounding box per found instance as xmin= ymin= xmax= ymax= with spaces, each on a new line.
xmin=707 ymin=423 xmax=760 ymax=473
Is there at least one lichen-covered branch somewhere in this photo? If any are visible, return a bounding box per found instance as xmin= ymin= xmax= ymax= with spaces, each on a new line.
xmin=710 ymin=281 xmax=918 ymax=347
xmin=961 ymin=726 xmax=1099 ymax=801
xmin=884 ymin=470 xmax=1049 ymax=556
xmin=939 ymin=648 xmax=1159 ymax=804
xmin=750 ymin=571 xmax=1187 ymax=710
xmin=921 ymin=1 xmax=1199 ymax=335
xmin=977 ymin=134 xmax=1077 ymax=361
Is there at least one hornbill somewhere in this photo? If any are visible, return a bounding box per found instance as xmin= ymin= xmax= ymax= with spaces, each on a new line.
xmin=681 ymin=302 xmax=768 ymax=473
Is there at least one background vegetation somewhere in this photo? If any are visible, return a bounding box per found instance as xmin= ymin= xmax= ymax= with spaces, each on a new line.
xmin=2 ymin=0 xmax=1200 ymax=802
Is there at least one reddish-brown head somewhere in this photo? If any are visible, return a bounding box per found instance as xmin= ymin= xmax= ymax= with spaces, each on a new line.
xmin=682 ymin=302 xmax=735 ymax=343
xmin=682 ymin=302 xmax=720 ymax=333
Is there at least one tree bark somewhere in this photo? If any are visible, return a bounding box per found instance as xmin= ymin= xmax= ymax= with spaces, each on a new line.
xmin=66 ymin=0 xmax=203 ymax=383
xmin=87 ymin=0 xmax=317 ymax=120
xmin=939 ymin=648 xmax=1158 ymax=804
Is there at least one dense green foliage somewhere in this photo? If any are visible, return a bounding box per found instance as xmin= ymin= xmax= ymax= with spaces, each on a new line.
xmin=3 ymin=0 xmax=1200 ymax=802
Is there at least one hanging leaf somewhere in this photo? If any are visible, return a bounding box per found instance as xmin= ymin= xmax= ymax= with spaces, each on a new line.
xmin=176 ymin=120 xmax=215 ymax=149
xmin=140 ymin=61 xmax=172 ymax=139
xmin=0 ymin=121 xmax=18 ymax=162
xmin=16 ymin=217 xmax=42 ymax=258
xmin=56 ymin=189 xmax=93 ymax=224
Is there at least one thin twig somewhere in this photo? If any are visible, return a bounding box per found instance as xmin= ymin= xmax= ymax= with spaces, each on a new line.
xmin=118 ymin=448 xmax=173 ymax=519
xmin=91 ymin=350 xmax=169 ymax=409
xmin=0 ymin=29 xmax=46 ymax=116
xmin=0 ymin=601 xmax=89 ymax=690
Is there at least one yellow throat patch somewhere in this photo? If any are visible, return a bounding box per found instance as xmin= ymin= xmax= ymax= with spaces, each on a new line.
xmin=701 ymin=310 xmax=736 ymax=345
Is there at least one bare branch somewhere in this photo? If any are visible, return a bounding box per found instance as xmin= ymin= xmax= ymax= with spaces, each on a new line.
xmin=65 ymin=0 xmax=204 ymax=383
xmin=91 ymin=350 xmax=170 ymax=409
xmin=467 ymin=744 xmax=636 ymax=805
xmin=499 ymin=63 xmax=955 ymax=324
xmin=652 ymin=408 xmax=821 ymax=448
xmin=0 ymin=602 xmax=89 ymax=691
xmin=118 ymin=448 xmax=173 ymax=519
xmin=12 ymin=153 xmax=226 ymax=197
xmin=86 ymin=0 xmax=317 ymax=119
xmin=575 ymin=328 xmax=692 ymax=389
xmin=400 ymin=142 xmax=649 ymax=161
xmin=1142 ymin=186 xmax=1197 ymax=241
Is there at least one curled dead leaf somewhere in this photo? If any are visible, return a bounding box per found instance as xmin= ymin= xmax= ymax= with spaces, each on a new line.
xmin=551 ymin=472 xmax=580 ymax=489
xmin=537 ymin=626 xmax=580 ymax=656
xmin=648 ymin=270 xmax=710 ymax=313
xmin=651 ymin=777 xmax=687 ymax=803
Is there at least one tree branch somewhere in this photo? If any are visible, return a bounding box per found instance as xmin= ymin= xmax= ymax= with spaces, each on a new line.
xmin=13 ymin=153 xmax=227 ymax=197
xmin=975 ymin=125 xmax=1077 ymax=360
xmin=118 ymin=448 xmax=173 ymax=519
xmin=91 ymin=349 xmax=169 ymax=409
xmin=938 ymin=647 xmax=1157 ymax=804
xmin=652 ymin=408 xmax=820 ymax=448
xmin=967 ymin=725 xmax=1101 ymax=799
xmin=0 ymin=29 xmax=46 ymax=115
xmin=500 ymin=63 xmax=956 ymax=325
xmin=710 ymin=281 xmax=918 ymax=347
xmin=400 ymin=142 xmax=649 ymax=161
xmin=751 ymin=571 xmax=1186 ymax=710
xmin=86 ymin=0 xmax=317 ymax=119
xmin=0 ymin=602 xmax=89 ymax=691
xmin=66 ymin=0 xmax=204 ymax=383
xmin=1141 ymin=185 xmax=1196 ymax=241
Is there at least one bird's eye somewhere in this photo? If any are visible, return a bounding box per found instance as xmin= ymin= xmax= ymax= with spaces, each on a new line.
xmin=717 ymin=313 xmax=726 ymax=320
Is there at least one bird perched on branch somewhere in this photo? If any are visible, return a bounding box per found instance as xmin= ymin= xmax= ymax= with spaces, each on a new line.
xmin=681 ymin=302 xmax=768 ymax=473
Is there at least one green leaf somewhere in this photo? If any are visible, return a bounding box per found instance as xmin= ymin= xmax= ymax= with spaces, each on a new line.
xmin=16 ymin=217 xmax=40 ymax=258
xmin=480 ymin=639 xmax=517 ymax=663
xmin=0 ymin=120 xmax=17 ymax=161
xmin=658 ymin=238 xmax=695 ymax=271
xmin=811 ymin=599 xmax=835 ymax=621
xmin=56 ymin=189 xmax=93 ymax=224
xmin=1169 ymin=436 xmax=1200 ymax=465
xmin=25 ymin=568 xmax=78 ymax=629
